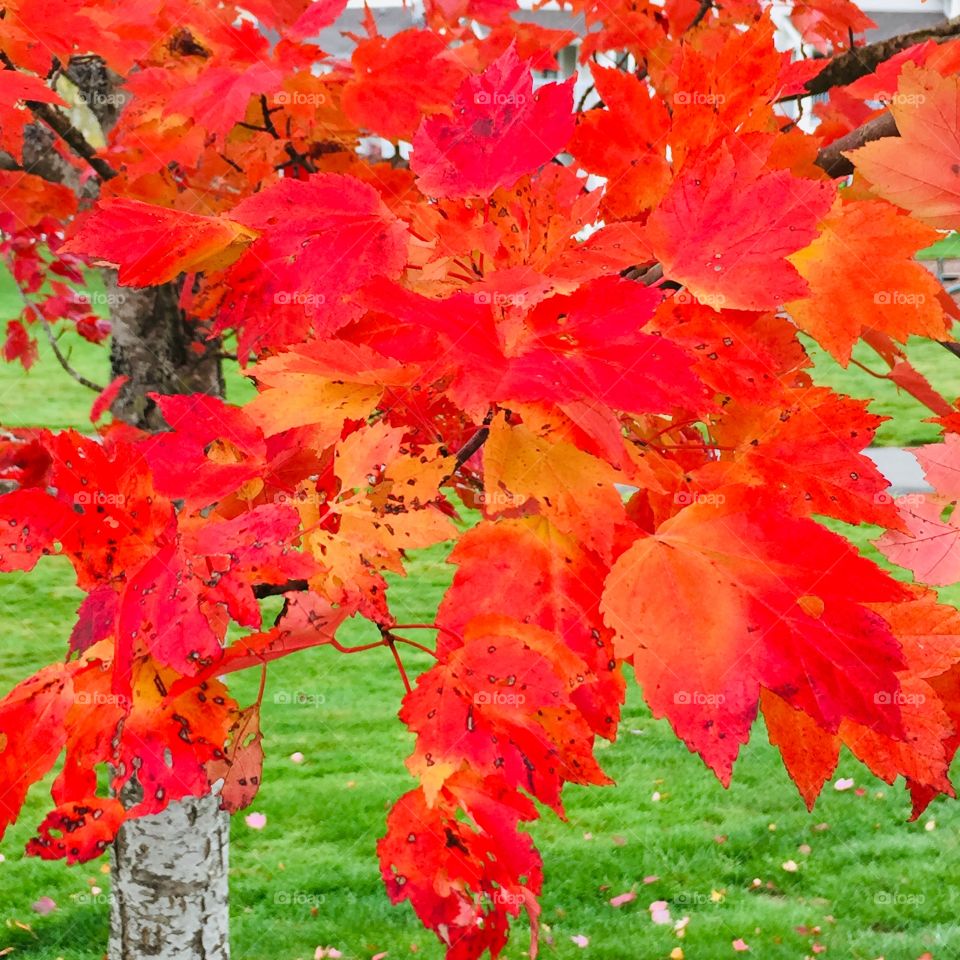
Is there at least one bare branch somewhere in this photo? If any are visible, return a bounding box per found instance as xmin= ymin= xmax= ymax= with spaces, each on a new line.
xmin=36 ymin=311 xmax=105 ymax=392
xmin=814 ymin=110 xmax=898 ymax=177
xmin=785 ymin=15 xmax=960 ymax=101
xmin=25 ymin=99 xmax=118 ymax=181
xmin=0 ymin=53 xmax=118 ymax=181
xmin=686 ymin=0 xmax=713 ymax=31
xmin=252 ymin=579 xmax=309 ymax=599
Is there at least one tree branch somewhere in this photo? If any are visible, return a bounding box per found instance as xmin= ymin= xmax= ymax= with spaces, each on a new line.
xmin=252 ymin=579 xmax=309 ymax=599
xmin=37 ymin=312 xmax=104 ymax=391
xmin=453 ymin=411 xmax=495 ymax=471
xmin=0 ymin=53 xmax=118 ymax=181
xmin=0 ymin=251 xmax=106 ymax=392
xmin=26 ymin=99 xmax=118 ymax=181
xmin=686 ymin=0 xmax=713 ymax=31
xmin=787 ymin=14 xmax=960 ymax=100
xmin=814 ymin=110 xmax=898 ymax=177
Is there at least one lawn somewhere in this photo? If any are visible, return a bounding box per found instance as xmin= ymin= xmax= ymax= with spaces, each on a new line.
xmin=805 ymin=336 xmax=960 ymax=447
xmin=1 ymin=272 xmax=960 ymax=959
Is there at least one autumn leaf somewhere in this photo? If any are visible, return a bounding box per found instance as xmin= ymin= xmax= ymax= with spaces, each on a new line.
xmin=342 ymin=30 xmax=467 ymax=141
xmin=27 ymin=798 xmax=125 ymax=864
xmin=401 ymin=614 xmax=608 ymax=810
xmin=217 ymin=174 xmax=409 ymax=354
xmin=846 ymin=64 xmax=960 ymax=229
xmin=244 ymin=340 xmax=414 ymax=439
xmin=567 ymin=65 xmax=671 ymax=218
xmin=0 ymin=433 xmax=174 ymax=589
xmin=0 ymin=171 xmax=76 ymax=231
xmin=761 ymin=689 xmax=839 ymax=809
xmin=207 ymin=705 xmax=264 ymax=813
xmin=786 ymin=199 xmax=947 ymax=363
xmin=411 ymin=45 xmax=574 ymax=198
xmin=0 ymin=664 xmax=72 ymax=839
xmin=165 ymin=63 xmax=284 ymax=139
xmin=702 ymin=386 xmax=901 ymax=526
xmin=646 ymin=138 xmax=835 ymax=311
xmin=483 ymin=415 xmax=629 ymax=561
xmin=439 ymin=517 xmax=624 ymax=739
xmin=379 ymin=775 xmax=541 ymax=958
xmin=62 ymin=199 xmax=256 ymax=286
xmin=0 ymin=73 xmax=67 ymax=159
xmin=601 ymin=488 xmax=912 ymax=783
xmin=875 ymin=496 xmax=960 ymax=586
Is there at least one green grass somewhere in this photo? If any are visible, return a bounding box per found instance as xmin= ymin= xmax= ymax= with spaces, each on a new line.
xmin=804 ymin=336 xmax=960 ymax=447
xmin=2 ymin=542 xmax=960 ymax=960
xmin=2 ymin=272 xmax=960 ymax=959
xmin=0 ymin=266 xmax=253 ymax=427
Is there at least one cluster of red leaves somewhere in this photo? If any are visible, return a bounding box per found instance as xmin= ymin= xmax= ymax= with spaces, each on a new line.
xmin=3 ymin=0 xmax=960 ymax=955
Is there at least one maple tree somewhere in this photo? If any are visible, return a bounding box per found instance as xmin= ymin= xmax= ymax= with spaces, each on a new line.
xmin=5 ymin=0 xmax=960 ymax=955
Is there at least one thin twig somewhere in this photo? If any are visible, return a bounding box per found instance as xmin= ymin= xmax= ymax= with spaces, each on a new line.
xmin=383 ymin=632 xmax=412 ymax=694
xmin=452 ymin=408 xmax=496 ymax=472
xmin=392 ymin=622 xmax=463 ymax=647
xmin=328 ymin=637 xmax=390 ymax=655
xmin=849 ymin=357 xmax=890 ymax=381
xmin=2 ymin=255 xmax=105 ymax=392
xmin=389 ymin=634 xmax=439 ymax=659
xmin=576 ymin=82 xmax=597 ymax=113
xmin=37 ymin=312 xmax=104 ymax=391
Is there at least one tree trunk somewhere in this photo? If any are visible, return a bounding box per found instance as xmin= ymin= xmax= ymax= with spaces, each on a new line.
xmin=105 ymin=277 xmax=230 ymax=959
xmin=109 ymin=793 xmax=230 ymax=960
xmin=106 ymin=277 xmax=224 ymax=430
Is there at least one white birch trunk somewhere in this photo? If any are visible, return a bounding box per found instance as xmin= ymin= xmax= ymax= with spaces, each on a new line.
xmin=108 ymin=795 xmax=230 ymax=960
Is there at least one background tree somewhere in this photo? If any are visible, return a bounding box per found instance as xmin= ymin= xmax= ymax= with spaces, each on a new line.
xmin=3 ymin=1 xmax=960 ymax=959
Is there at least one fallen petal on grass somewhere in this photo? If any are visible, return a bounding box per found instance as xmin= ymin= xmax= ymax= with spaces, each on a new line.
xmin=31 ymin=897 xmax=56 ymax=915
